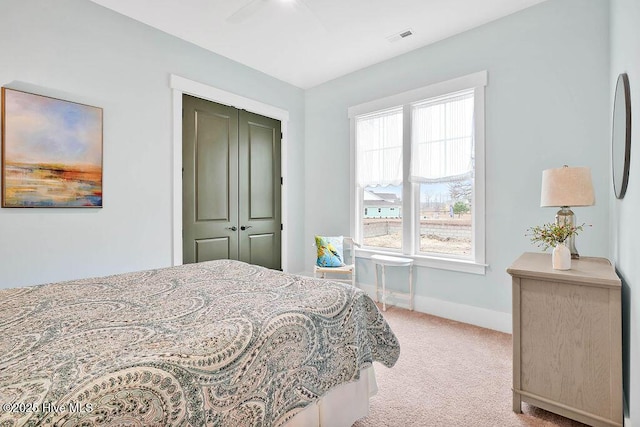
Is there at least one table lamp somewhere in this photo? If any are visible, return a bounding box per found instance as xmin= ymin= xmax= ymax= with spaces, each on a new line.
xmin=540 ymin=165 xmax=595 ymax=259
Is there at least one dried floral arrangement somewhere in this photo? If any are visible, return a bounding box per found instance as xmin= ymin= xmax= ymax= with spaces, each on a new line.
xmin=526 ymin=222 xmax=587 ymax=251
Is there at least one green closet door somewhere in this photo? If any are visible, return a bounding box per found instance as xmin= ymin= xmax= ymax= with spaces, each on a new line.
xmin=238 ymin=110 xmax=281 ymax=270
xmin=183 ymin=95 xmax=239 ymax=263
xmin=183 ymin=95 xmax=281 ymax=270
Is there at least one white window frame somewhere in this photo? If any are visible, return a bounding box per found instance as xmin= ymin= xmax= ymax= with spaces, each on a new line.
xmin=348 ymin=71 xmax=487 ymax=275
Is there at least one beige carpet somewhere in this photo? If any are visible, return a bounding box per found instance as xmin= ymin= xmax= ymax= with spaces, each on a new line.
xmin=354 ymin=306 xmax=587 ymax=427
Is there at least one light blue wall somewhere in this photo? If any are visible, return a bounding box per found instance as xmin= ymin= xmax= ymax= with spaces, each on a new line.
xmin=0 ymin=0 xmax=306 ymax=287
xmin=305 ymin=0 xmax=610 ymax=316
xmin=610 ymin=0 xmax=639 ymax=422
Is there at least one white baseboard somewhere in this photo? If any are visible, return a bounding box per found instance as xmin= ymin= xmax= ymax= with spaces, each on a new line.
xmin=295 ymin=272 xmax=513 ymax=333
xmin=358 ymin=282 xmax=512 ymax=334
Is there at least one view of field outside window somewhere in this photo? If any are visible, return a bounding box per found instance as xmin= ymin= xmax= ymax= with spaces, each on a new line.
xmin=363 ymin=184 xmax=403 ymax=250
xmin=362 ymin=180 xmax=472 ymax=256
xmin=418 ymin=179 xmax=472 ymax=256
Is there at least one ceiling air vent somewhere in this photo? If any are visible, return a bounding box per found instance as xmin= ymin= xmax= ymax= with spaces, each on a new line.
xmin=386 ymin=29 xmax=413 ymax=43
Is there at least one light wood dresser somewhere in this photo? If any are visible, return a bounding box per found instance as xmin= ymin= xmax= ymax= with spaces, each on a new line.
xmin=507 ymin=252 xmax=622 ymax=427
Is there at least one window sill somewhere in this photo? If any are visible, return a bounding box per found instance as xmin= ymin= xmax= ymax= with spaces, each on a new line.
xmin=355 ymin=248 xmax=487 ymax=275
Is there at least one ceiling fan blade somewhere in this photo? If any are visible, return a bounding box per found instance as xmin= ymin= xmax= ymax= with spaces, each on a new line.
xmin=293 ymin=0 xmax=328 ymax=32
xmin=226 ymin=0 xmax=266 ymax=24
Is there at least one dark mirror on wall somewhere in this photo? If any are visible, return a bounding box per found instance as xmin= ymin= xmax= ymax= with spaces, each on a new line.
xmin=612 ymin=73 xmax=631 ymax=199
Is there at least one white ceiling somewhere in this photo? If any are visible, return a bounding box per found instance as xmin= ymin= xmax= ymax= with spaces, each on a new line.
xmin=90 ymin=0 xmax=549 ymax=89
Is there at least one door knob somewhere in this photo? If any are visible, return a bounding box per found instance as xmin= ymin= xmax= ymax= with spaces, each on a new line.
xmin=225 ymin=226 xmax=237 ymax=231
xmin=240 ymin=225 xmax=253 ymax=231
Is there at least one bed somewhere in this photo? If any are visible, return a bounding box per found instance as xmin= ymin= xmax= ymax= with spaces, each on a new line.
xmin=0 ymin=259 xmax=399 ymax=426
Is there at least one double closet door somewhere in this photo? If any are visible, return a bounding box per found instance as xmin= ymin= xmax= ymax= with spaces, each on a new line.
xmin=182 ymin=94 xmax=281 ymax=270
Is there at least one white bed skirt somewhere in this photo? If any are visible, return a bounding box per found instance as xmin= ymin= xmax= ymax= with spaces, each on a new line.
xmin=284 ymin=366 xmax=378 ymax=427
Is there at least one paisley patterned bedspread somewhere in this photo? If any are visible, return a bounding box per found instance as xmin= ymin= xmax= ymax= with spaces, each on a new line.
xmin=0 ymin=260 xmax=399 ymax=426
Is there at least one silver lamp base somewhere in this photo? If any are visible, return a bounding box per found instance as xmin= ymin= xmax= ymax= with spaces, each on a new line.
xmin=556 ymin=207 xmax=579 ymax=259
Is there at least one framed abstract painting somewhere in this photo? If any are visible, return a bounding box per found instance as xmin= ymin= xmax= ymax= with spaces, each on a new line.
xmin=1 ymin=88 xmax=103 ymax=207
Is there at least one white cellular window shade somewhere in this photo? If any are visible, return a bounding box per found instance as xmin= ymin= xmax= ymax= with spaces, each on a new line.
xmin=356 ymin=107 xmax=403 ymax=187
xmin=411 ymin=90 xmax=474 ymax=183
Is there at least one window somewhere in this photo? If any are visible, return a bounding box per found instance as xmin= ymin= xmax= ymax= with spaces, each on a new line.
xmin=349 ymin=72 xmax=486 ymax=274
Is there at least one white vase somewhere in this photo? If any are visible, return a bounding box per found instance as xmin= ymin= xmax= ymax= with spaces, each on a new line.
xmin=552 ymin=242 xmax=571 ymax=270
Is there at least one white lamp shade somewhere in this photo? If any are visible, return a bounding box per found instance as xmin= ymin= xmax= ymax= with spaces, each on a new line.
xmin=540 ymin=166 xmax=595 ymax=207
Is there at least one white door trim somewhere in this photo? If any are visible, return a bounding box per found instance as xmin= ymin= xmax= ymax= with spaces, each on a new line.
xmin=170 ymin=74 xmax=290 ymax=271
